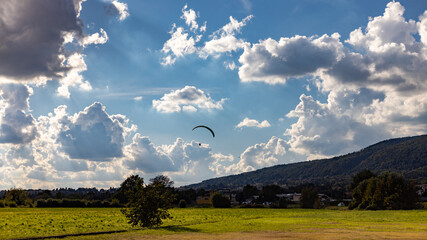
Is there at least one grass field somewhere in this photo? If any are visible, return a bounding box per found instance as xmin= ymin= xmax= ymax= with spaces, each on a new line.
xmin=0 ymin=207 xmax=426 ymax=239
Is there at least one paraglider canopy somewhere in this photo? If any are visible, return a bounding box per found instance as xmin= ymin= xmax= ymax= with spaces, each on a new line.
xmin=192 ymin=125 xmax=215 ymax=138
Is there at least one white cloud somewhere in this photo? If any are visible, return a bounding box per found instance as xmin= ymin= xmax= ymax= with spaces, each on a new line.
xmin=200 ymin=15 xmax=253 ymax=58
xmin=234 ymin=1 xmax=427 ymax=161
xmin=181 ymin=4 xmax=199 ymax=31
xmin=224 ymin=136 xmax=293 ymax=173
xmin=0 ymin=101 xmax=135 ymax=189
xmin=133 ymin=96 xmax=143 ymax=101
xmin=123 ymin=136 xmax=235 ymax=185
xmin=161 ymin=5 xmax=253 ymax=65
xmin=238 ymin=33 xmax=344 ymax=84
xmin=224 ymin=61 xmax=237 ymax=70
xmin=57 ymin=102 xmax=130 ymax=161
xmin=124 ymin=134 xmax=177 ymax=173
xmin=80 ymin=28 xmax=109 ymax=47
xmin=346 ymin=2 xmax=418 ymax=53
xmin=0 ymin=84 xmax=38 ymax=144
xmin=236 ymin=117 xmax=271 ymax=129
xmin=161 ymin=25 xmax=198 ymax=65
xmin=285 ymin=94 xmax=390 ymax=157
xmin=152 ymin=86 xmax=227 ymax=113
xmin=57 ymin=53 xmax=92 ymax=98
xmin=109 ymin=0 xmax=130 ymax=21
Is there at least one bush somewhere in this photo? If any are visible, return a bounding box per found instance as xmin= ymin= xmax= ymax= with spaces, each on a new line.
xmin=211 ymin=192 xmax=230 ymax=208
xmin=25 ymin=199 xmax=33 ymax=208
xmin=110 ymin=198 xmax=121 ymax=207
xmin=62 ymin=199 xmax=87 ymax=207
xmin=88 ymin=200 xmax=103 ymax=207
xmin=178 ymin=199 xmax=187 ymax=208
xmin=7 ymin=201 xmax=17 ymax=208
xmin=239 ymin=204 xmax=264 ymax=208
xmin=0 ymin=200 xmax=5 ymax=208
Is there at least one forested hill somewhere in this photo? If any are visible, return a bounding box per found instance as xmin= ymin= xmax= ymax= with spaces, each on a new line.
xmin=185 ymin=135 xmax=427 ymax=190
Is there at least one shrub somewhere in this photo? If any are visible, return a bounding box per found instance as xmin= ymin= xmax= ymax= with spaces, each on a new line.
xmin=25 ymin=199 xmax=33 ymax=208
xmin=0 ymin=200 xmax=5 ymax=208
xmin=46 ymin=198 xmax=61 ymax=207
xmin=239 ymin=204 xmax=264 ymax=208
xmin=7 ymin=201 xmax=17 ymax=208
xmin=110 ymin=198 xmax=121 ymax=207
xmin=88 ymin=200 xmax=103 ymax=207
xmin=62 ymin=199 xmax=87 ymax=207
xmin=178 ymin=199 xmax=187 ymax=208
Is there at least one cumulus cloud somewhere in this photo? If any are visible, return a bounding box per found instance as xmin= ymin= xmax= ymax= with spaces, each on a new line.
xmin=238 ymin=33 xmax=344 ymax=84
xmin=224 ymin=136 xmax=292 ymax=173
xmin=234 ymin=1 xmax=427 ymax=161
xmin=106 ymin=0 xmax=130 ymax=21
xmin=56 ymin=53 xmax=92 ymax=98
xmin=0 ymin=84 xmax=38 ymax=144
xmin=124 ymin=136 xmax=235 ymax=184
xmin=124 ymin=134 xmax=176 ymax=173
xmin=0 ymin=0 xmax=112 ymax=98
xmin=236 ymin=117 xmax=271 ymax=129
xmin=285 ymin=94 xmax=390 ymax=158
xmin=56 ymin=102 xmax=130 ymax=161
xmin=152 ymin=86 xmax=227 ymax=113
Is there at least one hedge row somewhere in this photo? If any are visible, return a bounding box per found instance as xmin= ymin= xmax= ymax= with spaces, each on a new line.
xmin=35 ymin=198 xmax=122 ymax=208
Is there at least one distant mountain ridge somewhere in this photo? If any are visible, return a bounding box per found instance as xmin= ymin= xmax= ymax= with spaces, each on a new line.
xmin=185 ymin=135 xmax=427 ymax=190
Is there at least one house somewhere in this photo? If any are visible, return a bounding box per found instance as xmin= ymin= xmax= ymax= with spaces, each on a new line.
xmin=196 ymin=194 xmax=211 ymax=205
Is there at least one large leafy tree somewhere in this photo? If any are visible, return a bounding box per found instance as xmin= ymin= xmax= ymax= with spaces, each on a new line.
xmin=349 ymin=171 xmax=419 ymax=210
xmin=120 ymin=175 xmax=175 ymax=228
xmin=300 ymin=187 xmax=319 ymax=209
xmin=5 ymin=188 xmax=30 ymax=206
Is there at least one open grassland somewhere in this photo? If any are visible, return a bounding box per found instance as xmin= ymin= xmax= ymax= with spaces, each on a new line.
xmin=0 ymin=208 xmax=426 ymax=239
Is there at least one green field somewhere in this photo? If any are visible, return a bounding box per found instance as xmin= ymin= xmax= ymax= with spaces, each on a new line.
xmin=0 ymin=208 xmax=426 ymax=239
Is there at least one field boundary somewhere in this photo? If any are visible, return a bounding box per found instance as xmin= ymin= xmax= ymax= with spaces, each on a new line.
xmin=9 ymin=230 xmax=129 ymax=240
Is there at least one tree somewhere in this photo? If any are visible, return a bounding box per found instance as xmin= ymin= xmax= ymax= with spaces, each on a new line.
xmin=300 ymin=187 xmax=319 ymax=209
xmin=211 ymin=192 xmax=230 ymax=208
xmin=242 ymin=184 xmax=259 ymax=200
xmin=5 ymin=188 xmax=30 ymax=206
xmin=114 ymin=175 xmax=144 ymax=204
xmin=350 ymin=169 xmax=376 ymax=190
xmin=121 ymin=175 xmax=175 ymax=228
xmin=261 ymin=184 xmax=282 ymax=202
xmin=349 ymin=172 xmax=419 ymax=210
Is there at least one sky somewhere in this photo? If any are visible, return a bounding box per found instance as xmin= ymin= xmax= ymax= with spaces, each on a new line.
xmin=0 ymin=0 xmax=426 ymax=189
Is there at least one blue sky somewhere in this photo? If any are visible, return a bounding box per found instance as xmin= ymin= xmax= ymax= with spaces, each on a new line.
xmin=0 ymin=0 xmax=426 ymax=189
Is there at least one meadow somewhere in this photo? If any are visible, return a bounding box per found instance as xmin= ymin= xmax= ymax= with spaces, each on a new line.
xmin=0 ymin=207 xmax=426 ymax=240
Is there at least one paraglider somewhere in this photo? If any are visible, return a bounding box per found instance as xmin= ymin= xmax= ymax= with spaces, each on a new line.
xmin=192 ymin=125 xmax=215 ymax=138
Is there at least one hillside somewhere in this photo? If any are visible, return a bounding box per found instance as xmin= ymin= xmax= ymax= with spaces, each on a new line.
xmin=185 ymin=135 xmax=427 ymax=189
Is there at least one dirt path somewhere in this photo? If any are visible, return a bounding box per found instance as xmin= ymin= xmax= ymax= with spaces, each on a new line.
xmin=64 ymin=229 xmax=427 ymax=240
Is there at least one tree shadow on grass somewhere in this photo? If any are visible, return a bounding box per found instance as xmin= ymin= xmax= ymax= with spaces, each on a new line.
xmin=159 ymin=225 xmax=200 ymax=233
